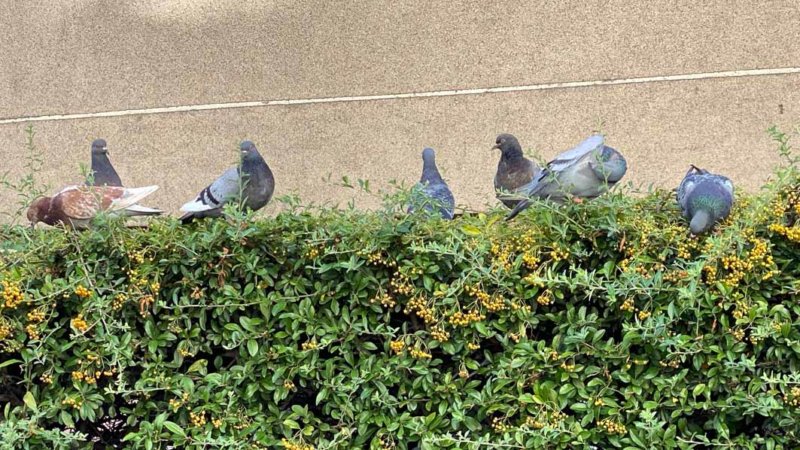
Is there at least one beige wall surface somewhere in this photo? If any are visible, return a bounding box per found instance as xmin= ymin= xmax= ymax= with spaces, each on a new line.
xmin=2 ymin=0 xmax=800 ymax=222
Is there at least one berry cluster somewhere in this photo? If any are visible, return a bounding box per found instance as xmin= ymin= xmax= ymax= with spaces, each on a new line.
xmin=370 ymin=293 xmax=396 ymax=308
xmin=619 ymin=298 xmax=635 ymax=312
xmin=71 ymin=314 xmax=89 ymax=333
xmin=190 ymin=411 xmax=207 ymax=427
xmin=404 ymin=296 xmax=435 ymax=323
xmin=390 ymin=340 xmax=405 ymax=354
xmin=281 ymin=439 xmax=315 ymax=450
xmin=491 ymin=417 xmax=510 ymax=433
xmin=430 ymin=326 xmax=449 ymax=342
xmin=74 ymin=285 xmax=92 ymax=299
xmin=390 ymin=274 xmax=414 ymax=296
xmin=597 ymin=418 xmax=627 ymax=435
xmin=536 ymin=290 xmax=553 ymax=306
xmin=1 ymin=280 xmax=24 ymax=308
xmin=448 ymin=309 xmax=484 ymax=327
xmin=409 ymin=348 xmax=432 ymax=360
xmin=783 ymin=386 xmax=800 ymax=407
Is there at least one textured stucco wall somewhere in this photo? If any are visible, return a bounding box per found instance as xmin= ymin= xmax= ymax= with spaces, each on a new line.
xmin=2 ymin=0 xmax=799 ymax=222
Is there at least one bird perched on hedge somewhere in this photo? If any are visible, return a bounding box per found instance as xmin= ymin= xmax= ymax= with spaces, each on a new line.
xmin=180 ymin=141 xmax=275 ymax=223
xmin=492 ymin=134 xmax=541 ymax=209
xmin=86 ymin=139 xmax=122 ymax=187
xmin=504 ymin=134 xmax=627 ymax=220
xmin=27 ymin=185 xmax=163 ymax=229
xmin=677 ymin=165 xmax=734 ymax=234
xmin=408 ymin=148 xmax=455 ymax=219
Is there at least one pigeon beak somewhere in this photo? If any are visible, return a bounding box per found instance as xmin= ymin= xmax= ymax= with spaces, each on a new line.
xmin=491 ymin=144 xmax=500 ymax=150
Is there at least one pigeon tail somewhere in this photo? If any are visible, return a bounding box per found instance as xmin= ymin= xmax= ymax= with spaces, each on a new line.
xmin=109 ymin=186 xmax=159 ymax=211
xmin=179 ymin=212 xmax=197 ymax=224
xmin=180 ymin=198 xmax=216 ymax=213
xmin=505 ymin=198 xmax=530 ymax=221
xmin=122 ymin=204 xmax=163 ymax=216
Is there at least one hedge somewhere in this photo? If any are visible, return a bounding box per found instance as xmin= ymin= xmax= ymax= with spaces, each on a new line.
xmin=1 ymin=130 xmax=800 ymax=449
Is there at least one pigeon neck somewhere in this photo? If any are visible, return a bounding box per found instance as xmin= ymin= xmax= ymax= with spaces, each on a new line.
xmin=421 ymin=160 xmax=444 ymax=184
xmin=501 ymin=147 xmax=525 ymax=162
xmin=92 ymin=154 xmax=120 ymax=177
xmin=92 ymin=153 xmax=110 ymax=165
xmin=38 ymin=198 xmax=57 ymax=225
xmin=241 ymin=153 xmax=268 ymax=180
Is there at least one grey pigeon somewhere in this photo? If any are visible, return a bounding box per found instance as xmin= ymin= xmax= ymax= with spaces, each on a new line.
xmin=86 ymin=139 xmax=122 ymax=187
xmin=179 ymin=141 xmax=275 ymax=223
xmin=408 ymin=148 xmax=455 ymax=220
xmin=677 ymin=165 xmax=734 ymax=234
xmin=505 ymin=134 xmax=627 ymax=220
xmin=492 ymin=134 xmax=542 ymax=209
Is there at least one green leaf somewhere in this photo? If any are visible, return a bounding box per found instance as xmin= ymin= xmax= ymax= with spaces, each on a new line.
xmin=460 ymin=224 xmax=481 ymax=236
xmin=247 ymin=339 xmax=259 ymax=357
xmin=22 ymin=391 xmax=37 ymax=413
xmin=163 ymin=421 xmax=186 ymax=438
xmin=0 ymin=359 xmax=21 ymax=369
xmin=60 ymin=410 xmax=75 ymax=428
xmin=187 ymin=359 xmax=208 ymax=375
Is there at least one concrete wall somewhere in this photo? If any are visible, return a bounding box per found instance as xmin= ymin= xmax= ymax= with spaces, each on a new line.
xmin=2 ymin=0 xmax=800 ymax=221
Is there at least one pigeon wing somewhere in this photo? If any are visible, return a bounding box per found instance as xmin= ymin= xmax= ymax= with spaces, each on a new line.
xmin=677 ymin=173 xmax=699 ymax=212
xmin=181 ymin=167 xmax=240 ymax=213
xmin=546 ymin=134 xmax=605 ymax=173
xmin=57 ymin=186 xmax=104 ymax=219
xmin=515 ymin=135 xmax=605 ymax=198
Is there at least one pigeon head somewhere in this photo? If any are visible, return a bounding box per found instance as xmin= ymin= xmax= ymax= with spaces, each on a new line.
xmin=26 ymin=197 xmax=52 ymax=228
xmin=492 ymin=134 xmax=523 ymax=158
xmin=240 ymin=141 xmax=261 ymax=161
xmin=689 ymin=210 xmax=714 ymax=235
xmin=91 ymin=139 xmax=108 ymax=155
xmin=420 ymin=147 xmax=444 ymax=184
xmin=598 ymin=146 xmax=616 ymax=162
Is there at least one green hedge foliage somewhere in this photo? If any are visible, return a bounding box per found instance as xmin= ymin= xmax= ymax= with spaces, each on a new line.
xmin=2 ymin=131 xmax=800 ymax=449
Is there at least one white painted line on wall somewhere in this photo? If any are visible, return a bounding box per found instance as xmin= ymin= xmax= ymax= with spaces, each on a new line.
xmin=2 ymin=67 xmax=800 ymax=125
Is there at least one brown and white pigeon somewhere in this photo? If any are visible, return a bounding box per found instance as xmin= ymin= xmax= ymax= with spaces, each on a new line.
xmin=27 ymin=185 xmax=162 ymax=229
xmin=86 ymin=139 xmax=123 ymax=187
xmin=492 ymin=134 xmax=541 ymax=209
xmin=179 ymin=141 xmax=275 ymax=223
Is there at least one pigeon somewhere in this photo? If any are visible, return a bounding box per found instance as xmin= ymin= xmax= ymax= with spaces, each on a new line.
xmin=677 ymin=165 xmax=734 ymax=234
xmin=27 ymin=185 xmax=162 ymax=229
xmin=505 ymin=134 xmax=627 ymax=220
xmin=180 ymin=141 xmax=275 ymax=223
xmin=407 ymin=148 xmax=455 ymax=219
xmin=492 ymin=134 xmax=541 ymax=209
xmin=86 ymin=139 xmax=123 ymax=187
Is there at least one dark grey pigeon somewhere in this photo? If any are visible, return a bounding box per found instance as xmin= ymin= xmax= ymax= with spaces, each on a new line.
xmin=677 ymin=165 xmax=734 ymax=234
xmin=408 ymin=148 xmax=455 ymax=220
xmin=86 ymin=139 xmax=122 ymax=187
xmin=492 ymin=134 xmax=541 ymax=209
xmin=505 ymin=134 xmax=627 ymax=220
xmin=179 ymin=141 xmax=275 ymax=223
